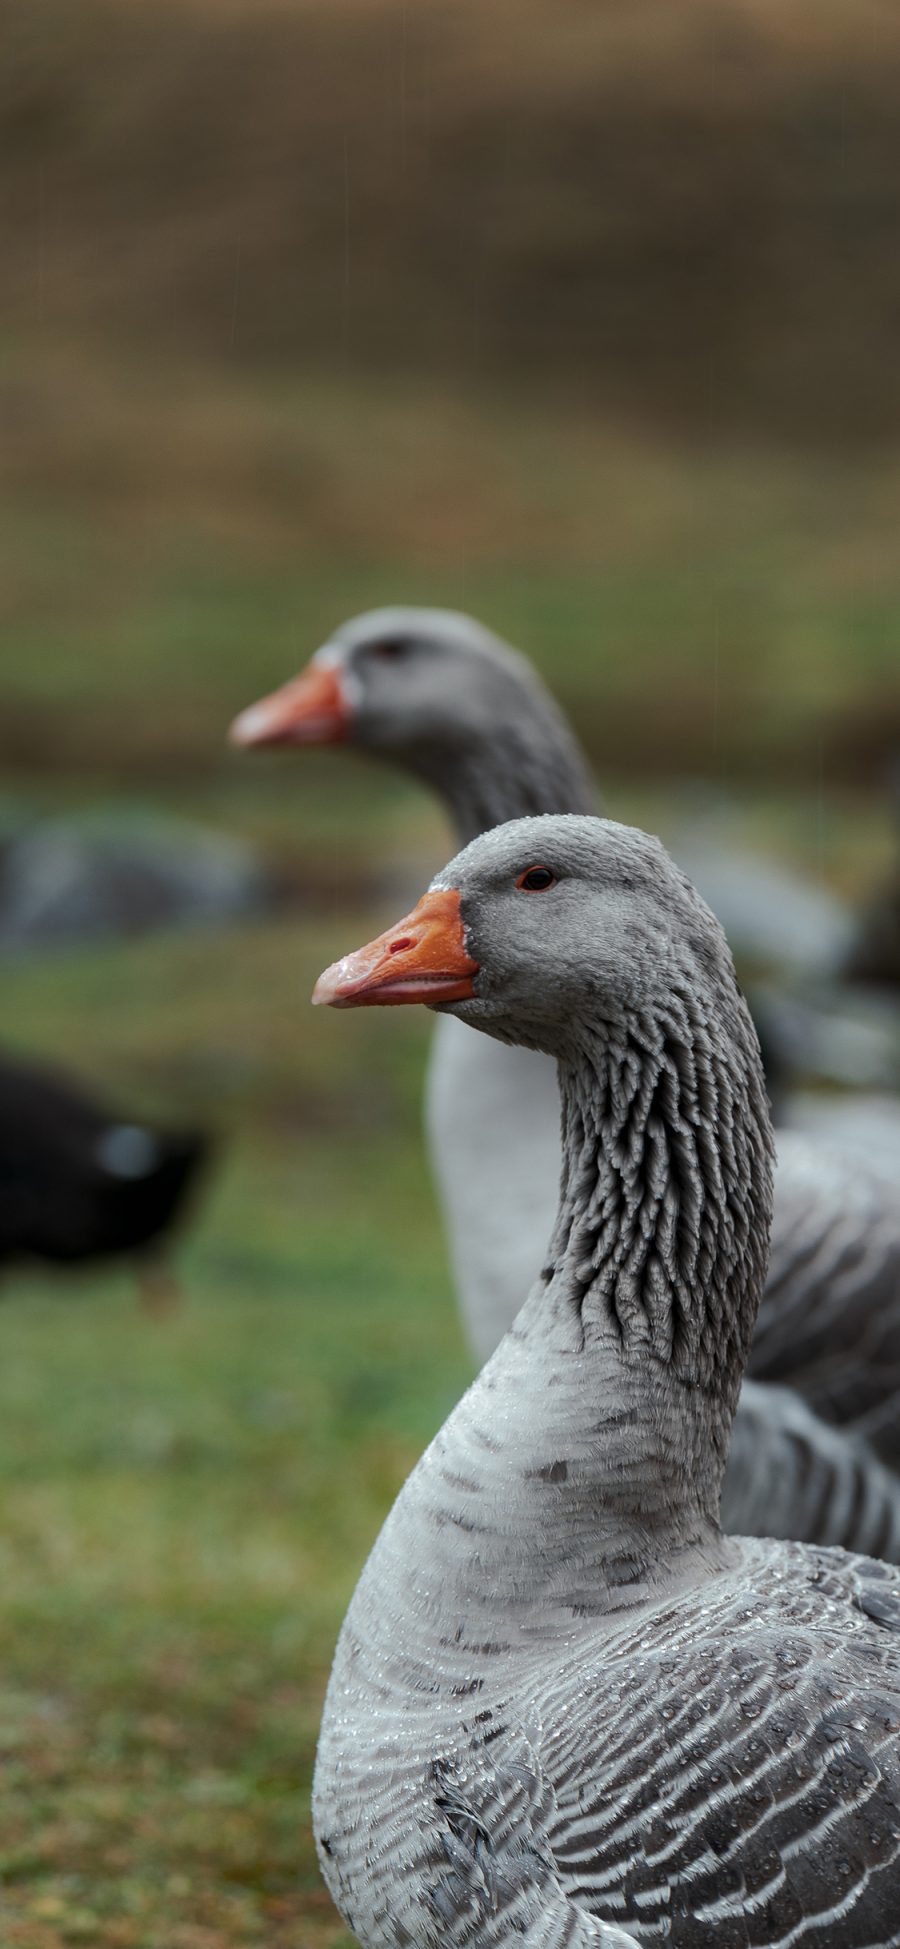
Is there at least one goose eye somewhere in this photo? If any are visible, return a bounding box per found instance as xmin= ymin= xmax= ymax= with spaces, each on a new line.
xmin=516 ymin=866 xmax=557 ymax=893
xmin=372 ymin=640 xmax=409 ymax=661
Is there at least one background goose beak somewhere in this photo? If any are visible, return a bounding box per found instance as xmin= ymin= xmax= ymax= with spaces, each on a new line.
xmin=229 ymin=661 xmax=348 ymax=747
xmin=312 ymin=888 xmax=478 ymax=1008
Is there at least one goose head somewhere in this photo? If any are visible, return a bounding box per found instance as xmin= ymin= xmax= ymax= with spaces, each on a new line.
xmin=231 ymin=608 xmax=544 ymax=755
xmin=230 ymin=609 xmax=595 ymax=840
xmin=315 ymin=815 xmax=774 ymax=1406
xmin=313 ymin=813 xmax=746 ymax=1065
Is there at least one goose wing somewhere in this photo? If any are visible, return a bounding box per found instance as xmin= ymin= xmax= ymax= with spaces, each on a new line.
xmin=753 ymin=1138 xmax=900 ymax=1465
xmin=724 ymin=1380 xmax=900 ymax=1561
xmin=433 ymin=1549 xmax=900 ymax=1947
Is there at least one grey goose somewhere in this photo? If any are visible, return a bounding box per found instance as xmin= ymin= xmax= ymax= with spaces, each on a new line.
xmin=232 ymin=613 xmax=900 ymax=1477
xmin=311 ymin=814 xmax=900 ymax=1948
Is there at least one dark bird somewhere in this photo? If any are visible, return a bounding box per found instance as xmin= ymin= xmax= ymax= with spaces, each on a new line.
xmin=0 ymin=1051 xmax=208 ymax=1290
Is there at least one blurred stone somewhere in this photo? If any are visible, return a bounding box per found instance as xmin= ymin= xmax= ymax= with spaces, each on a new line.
xmin=0 ymin=809 xmax=278 ymax=952
xmin=752 ymin=982 xmax=900 ymax=1093
xmin=844 ymin=863 xmax=900 ymax=989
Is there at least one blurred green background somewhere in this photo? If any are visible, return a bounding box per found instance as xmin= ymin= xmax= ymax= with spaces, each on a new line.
xmin=2 ymin=1 xmax=900 ymax=1943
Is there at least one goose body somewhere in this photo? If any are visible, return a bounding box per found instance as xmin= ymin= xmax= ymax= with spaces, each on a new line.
xmin=786 ymin=1091 xmax=900 ymax=1182
xmin=312 ymin=816 xmax=900 ymax=1947
xmin=233 ymin=610 xmax=900 ymax=1531
xmin=429 ymin=1013 xmax=900 ymax=1553
xmin=426 ymin=1020 xmax=558 ymax=1357
xmin=722 ymin=1377 xmax=900 ymax=1556
xmin=317 ymin=1385 xmax=900 ymax=1948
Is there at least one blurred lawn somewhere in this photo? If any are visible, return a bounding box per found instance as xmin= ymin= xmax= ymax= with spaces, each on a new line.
xmin=7 ymin=0 xmax=900 ymax=444
xmin=3 ymin=347 xmax=900 ymax=794
xmin=0 ymin=918 xmax=473 ymax=1947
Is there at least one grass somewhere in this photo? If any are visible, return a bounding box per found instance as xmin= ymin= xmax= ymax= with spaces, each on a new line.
xmin=0 ymin=917 xmax=473 ymax=1946
xmin=6 ymin=0 xmax=900 ymax=442
xmin=3 ymin=345 xmax=900 ymax=799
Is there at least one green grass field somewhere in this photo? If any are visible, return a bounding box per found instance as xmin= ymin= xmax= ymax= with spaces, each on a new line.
xmin=0 ymin=914 xmax=475 ymax=1948
xmin=4 ymin=345 xmax=900 ymax=793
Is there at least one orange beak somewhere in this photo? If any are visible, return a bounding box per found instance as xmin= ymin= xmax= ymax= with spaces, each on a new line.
xmin=229 ymin=661 xmax=348 ymax=748
xmin=312 ymin=889 xmax=478 ymax=1009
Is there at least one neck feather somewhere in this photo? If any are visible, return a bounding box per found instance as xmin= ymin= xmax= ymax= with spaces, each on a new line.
xmin=343 ymin=959 xmax=771 ymax=1649
xmin=405 ymin=698 xmax=596 ymax=844
xmin=545 ymin=979 xmax=774 ymax=1502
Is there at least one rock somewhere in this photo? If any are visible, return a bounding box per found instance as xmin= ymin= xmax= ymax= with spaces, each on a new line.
xmin=0 ymin=807 xmax=278 ymax=951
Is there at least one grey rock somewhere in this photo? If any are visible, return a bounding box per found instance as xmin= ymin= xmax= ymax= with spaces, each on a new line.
xmin=0 ymin=808 xmax=277 ymax=951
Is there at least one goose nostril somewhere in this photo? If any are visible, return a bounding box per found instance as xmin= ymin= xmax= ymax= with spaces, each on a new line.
xmin=388 ymin=936 xmax=415 ymax=955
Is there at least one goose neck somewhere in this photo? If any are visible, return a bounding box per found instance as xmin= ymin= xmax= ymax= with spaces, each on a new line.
xmin=543 ymin=999 xmax=773 ymax=1505
xmin=405 ymin=717 xmax=596 ymax=845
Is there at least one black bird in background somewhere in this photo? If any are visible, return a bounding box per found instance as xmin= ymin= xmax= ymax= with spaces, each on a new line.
xmin=0 ymin=1051 xmax=208 ymax=1301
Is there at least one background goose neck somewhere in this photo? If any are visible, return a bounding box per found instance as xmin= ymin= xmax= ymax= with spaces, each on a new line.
xmin=405 ymin=705 xmax=597 ymax=845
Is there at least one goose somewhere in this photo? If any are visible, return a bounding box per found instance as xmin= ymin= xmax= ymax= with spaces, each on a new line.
xmin=787 ymin=1093 xmax=900 ymax=1183
xmin=231 ymin=612 xmax=900 ymax=1463
xmin=0 ymin=1051 xmax=207 ymax=1288
xmin=843 ymin=762 xmax=900 ymax=991
xmin=311 ymin=814 xmax=900 ymax=1949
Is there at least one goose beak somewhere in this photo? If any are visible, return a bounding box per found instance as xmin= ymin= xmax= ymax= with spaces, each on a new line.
xmin=312 ymin=889 xmax=478 ymax=1008
xmin=229 ymin=661 xmax=348 ymax=748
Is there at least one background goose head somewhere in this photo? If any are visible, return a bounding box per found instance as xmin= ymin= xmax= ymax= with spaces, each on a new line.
xmin=230 ymin=607 xmax=595 ymax=842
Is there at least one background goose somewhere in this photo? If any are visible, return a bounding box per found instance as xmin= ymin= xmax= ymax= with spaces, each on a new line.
xmin=722 ymin=1377 xmax=900 ymax=1559
xmin=787 ymin=1092 xmax=900 ymax=1181
xmin=842 ymin=762 xmax=900 ymax=991
xmin=231 ymin=609 xmax=900 ymax=1464
xmin=311 ymin=814 xmax=900 ymax=1948
xmin=0 ymin=1050 xmax=207 ymax=1289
